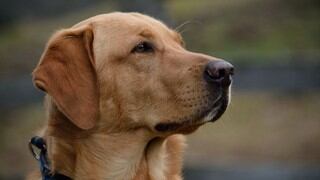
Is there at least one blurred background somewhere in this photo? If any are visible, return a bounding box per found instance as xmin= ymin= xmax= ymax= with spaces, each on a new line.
xmin=0 ymin=0 xmax=319 ymax=179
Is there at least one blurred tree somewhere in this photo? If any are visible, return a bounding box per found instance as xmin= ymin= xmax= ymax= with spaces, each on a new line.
xmin=0 ymin=0 xmax=105 ymax=26
xmin=117 ymin=0 xmax=173 ymax=25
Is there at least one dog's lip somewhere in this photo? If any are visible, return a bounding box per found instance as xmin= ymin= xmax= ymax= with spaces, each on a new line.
xmin=207 ymin=96 xmax=228 ymax=122
xmin=202 ymin=103 xmax=222 ymax=122
xmin=154 ymin=96 xmax=228 ymax=132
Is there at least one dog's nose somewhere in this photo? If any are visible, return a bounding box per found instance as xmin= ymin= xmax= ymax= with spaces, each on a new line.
xmin=204 ymin=60 xmax=234 ymax=87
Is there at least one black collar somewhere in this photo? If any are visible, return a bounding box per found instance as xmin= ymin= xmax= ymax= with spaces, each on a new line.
xmin=29 ymin=136 xmax=72 ymax=180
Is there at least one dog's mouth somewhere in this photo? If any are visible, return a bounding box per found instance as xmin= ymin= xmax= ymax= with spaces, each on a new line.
xmin=155 ymin=93 xmax=229 ymax=133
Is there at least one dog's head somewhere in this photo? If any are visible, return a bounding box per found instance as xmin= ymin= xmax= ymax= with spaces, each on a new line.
xmin=33 ymin=12 xmax=234 ymax=136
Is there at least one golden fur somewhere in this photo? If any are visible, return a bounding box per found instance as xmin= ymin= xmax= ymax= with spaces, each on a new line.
xmin=28 ymin=12 xmax=231 ymax=180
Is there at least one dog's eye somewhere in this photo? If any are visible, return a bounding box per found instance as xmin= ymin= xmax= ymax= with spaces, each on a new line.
xmin=132 ymin=41 xmax=154 ymax=53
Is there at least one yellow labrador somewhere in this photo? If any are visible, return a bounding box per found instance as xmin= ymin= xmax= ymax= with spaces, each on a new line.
xmin=28 ymin=12 xmax=234 ymax=180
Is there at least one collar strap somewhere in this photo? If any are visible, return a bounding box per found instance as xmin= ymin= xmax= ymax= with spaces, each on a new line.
xmin=29 ymin=136 xmax=72 ymax=180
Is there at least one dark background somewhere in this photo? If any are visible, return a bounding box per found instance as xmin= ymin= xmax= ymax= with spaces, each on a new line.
xmin=0 ymin=0 xmax=319 ymax=179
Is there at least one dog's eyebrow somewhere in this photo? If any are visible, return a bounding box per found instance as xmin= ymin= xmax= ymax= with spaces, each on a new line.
xmin=139 ymin=29 xmax=154 ymax=39
xmin=139 ymin=29 xmax=184 ymax=46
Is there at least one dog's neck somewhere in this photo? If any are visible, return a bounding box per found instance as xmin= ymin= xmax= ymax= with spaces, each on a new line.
xmin=43 ymin=101 xmax=177 ymax=180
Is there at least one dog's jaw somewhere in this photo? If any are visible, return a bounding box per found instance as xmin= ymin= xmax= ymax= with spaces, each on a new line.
xmin=154 ymin=91 xmax=230 ymax=134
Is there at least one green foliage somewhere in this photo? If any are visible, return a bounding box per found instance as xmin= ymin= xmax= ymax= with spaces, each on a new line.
xmin=0 ymin=0 xmax=319 ymax=72
xmin=167 ymin=0 xmax=320 ymax=63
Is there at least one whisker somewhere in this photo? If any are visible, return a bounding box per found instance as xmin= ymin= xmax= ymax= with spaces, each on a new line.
xmin=175 ymin=21 xmax=192 ymax=32
xmin=175 ymin=20 xmax=202 ymax=34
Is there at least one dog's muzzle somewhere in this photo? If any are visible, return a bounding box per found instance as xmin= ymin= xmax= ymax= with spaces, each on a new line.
xmin=155 ymin=60 xmax=234 ymax=133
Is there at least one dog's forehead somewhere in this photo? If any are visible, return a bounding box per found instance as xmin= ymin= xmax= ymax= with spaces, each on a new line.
xmin=76 ymin=12 xmax=179 ymax=40
xmin=96 ymin=12 xmax=168 ymax=30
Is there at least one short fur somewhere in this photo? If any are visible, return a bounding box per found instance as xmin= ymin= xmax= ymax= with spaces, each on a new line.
xmin=28 ymin=12 xmax=231 ymax=180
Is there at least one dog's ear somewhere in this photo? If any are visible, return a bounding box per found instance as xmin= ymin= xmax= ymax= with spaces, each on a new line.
xmin=32 ymin=25 xmax=98 ymax=130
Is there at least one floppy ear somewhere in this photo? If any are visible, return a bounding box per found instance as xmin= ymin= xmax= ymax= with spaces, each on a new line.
xmin=32 ymin=25 xmax=98 ymax=130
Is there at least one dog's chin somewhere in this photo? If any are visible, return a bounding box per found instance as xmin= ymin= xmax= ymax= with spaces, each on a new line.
xmin=154 ymin=96 xmax=229 ymax=134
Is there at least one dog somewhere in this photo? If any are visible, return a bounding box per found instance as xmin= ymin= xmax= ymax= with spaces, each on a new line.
xmin=27 ymin=12 xmax=234 ymax=180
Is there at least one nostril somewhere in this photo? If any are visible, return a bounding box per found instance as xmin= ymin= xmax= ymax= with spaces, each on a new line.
xmin=205 ymin=68 xmax=218 ymax=81
xmin=205 ymin=67 xmax=218 ymax=79
xmin=219 ymin=69 xmax=226 ymax=78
